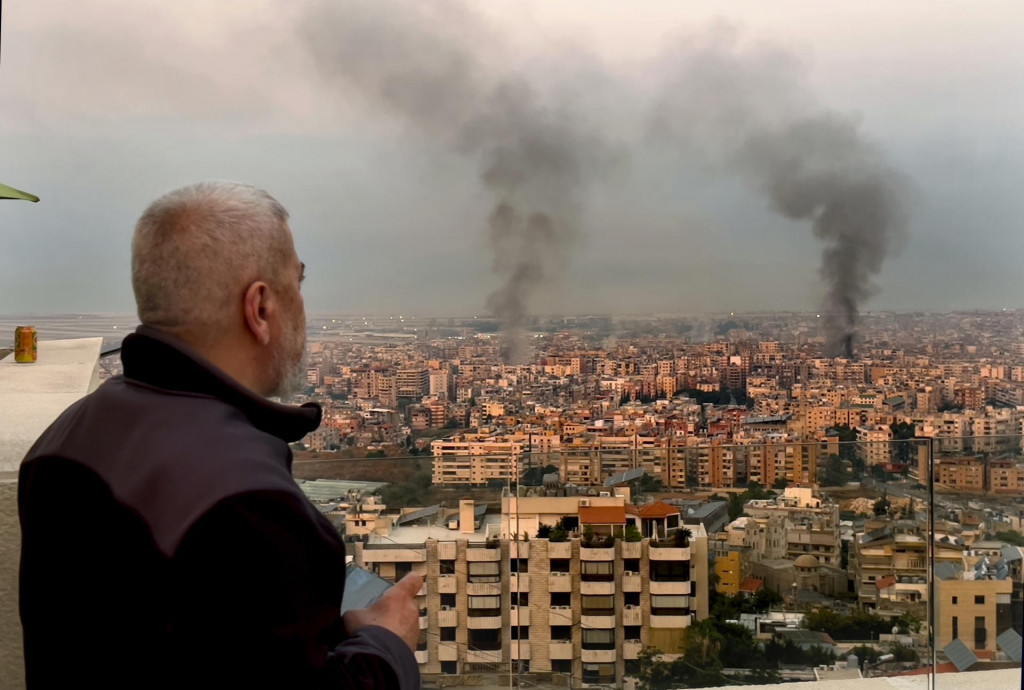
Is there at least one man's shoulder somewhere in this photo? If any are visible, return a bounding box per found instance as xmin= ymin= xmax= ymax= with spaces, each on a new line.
xmin=23 ymin=376 xmax=303 ymax=557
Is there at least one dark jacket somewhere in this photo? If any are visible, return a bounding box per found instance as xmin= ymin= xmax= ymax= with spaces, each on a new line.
xmin=19 ymin=326 xmax=420 ymax=690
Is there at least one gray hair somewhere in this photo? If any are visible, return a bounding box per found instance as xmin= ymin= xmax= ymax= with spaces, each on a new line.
xmin=132 ymin=181 xmax=292 ymax=340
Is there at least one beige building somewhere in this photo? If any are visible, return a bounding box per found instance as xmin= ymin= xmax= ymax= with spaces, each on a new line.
xmin=351 ymin=498 xmax=708 ymax=689
xmin=935 ymin=574 xmax=1014 ymax=654
xmin=431 ymin=435 xmax=527 ymax=486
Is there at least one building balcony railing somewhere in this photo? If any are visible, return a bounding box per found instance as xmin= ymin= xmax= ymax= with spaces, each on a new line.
xmin=437 ymin=574 xmax=458 ymax=593
xmin=650 ymin=580 xmax=690 ymax=595
xmin=547 ymin=541 xmax=573 ymax=559
xmin=650 ymin=614 xmax=692 ymax=629
xmin=510 ymin=606 xmax=530 ymax=627
xmin=648 ymin=546 xmax=690 ymax=560
xmin=580 ymin=614 xmax=615 ymax=629
xmin=510 ymin=573 xmax=529 ymax=592
xmin=580 ymin=547 xmax=615 ymax=561
xmin=438 ymin=608 xmax=458 ymax=627
xmin=548 ymin=606 xmax=573 ymax=626
xmin=549 ymin=640 xmax=574 ymax=660
xmin=467 ymin=582 xmax=501 ymax=596
xmin=620 ymin=541 xmax=642 ymax=559
xmin=580 ymin=580 xmax=615 ymax=596
xmin=581 ymin=649 xmax=617 ymax=663
xmin=621 ymin=572 xmax=642 ymax=592
xmin=548 ymin=572 xmax=573 ymax=592
xmin=414 ymin=650 xmax=429 ymax=664
xmin=623 ymin=640 xmax=642 ymax=660
xmin=622 ymin=606 xmax=643 ymax=626
xmin=467 ymin=615 xmax=502 ymax=629
xmin=465 ymin=648 xmax=503 ymax=664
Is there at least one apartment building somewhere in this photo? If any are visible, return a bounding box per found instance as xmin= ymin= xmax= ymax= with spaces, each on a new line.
xmin=350 ymin=498 xmax=708 ymax=689
xmin=935 ymin=567 xmax=1014 ymax=654
xmin=431 ymin=435 xmax=528 ymax=486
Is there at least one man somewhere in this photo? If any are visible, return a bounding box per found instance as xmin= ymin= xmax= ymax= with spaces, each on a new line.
xmin=19 ymin=182 xmax=422 ymax=689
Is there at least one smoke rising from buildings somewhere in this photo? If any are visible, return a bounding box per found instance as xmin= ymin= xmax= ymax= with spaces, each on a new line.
xmin=652 ymin=29 xmax=910 ymax=356
xmin=300 ymin=1 xmax=615 ymax=363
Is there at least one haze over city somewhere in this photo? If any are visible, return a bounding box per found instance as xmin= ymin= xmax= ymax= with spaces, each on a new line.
xmin=3 ymin=0 xmax=1024 ymax=319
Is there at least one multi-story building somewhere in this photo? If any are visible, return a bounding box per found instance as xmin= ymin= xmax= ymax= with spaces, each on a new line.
xmin=934 ymin=563 xmax=1015 ymax=654
xmin=936 ymin=457 xmax=987 ymax=493
xmin=397 ymin=366 xmax=430 ymax=399
xmin=350 ymin=497 xmax=708 ymax=689
xmin=431 ymin=435 xmax=528 ymax=486
xmin=855 ymin=424 xmax=893 ymax=466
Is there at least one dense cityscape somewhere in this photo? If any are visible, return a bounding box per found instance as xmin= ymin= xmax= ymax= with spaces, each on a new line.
xmin=263 ymin=310 xmax=1024 ymax=688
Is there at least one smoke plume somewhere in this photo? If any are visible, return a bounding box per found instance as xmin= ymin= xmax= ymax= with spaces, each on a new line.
xmin=299 ymin=1 xmax=615 ymax=363
xmin=652 ymin=28 xmax=909 ymax=356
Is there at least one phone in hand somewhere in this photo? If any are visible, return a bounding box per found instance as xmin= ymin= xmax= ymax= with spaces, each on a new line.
xmin=340 ymin=563 xmax=394 ymax=615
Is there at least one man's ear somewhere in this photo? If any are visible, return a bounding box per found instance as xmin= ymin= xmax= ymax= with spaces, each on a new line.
xmin=243 ymin=281 xmax=273 ymax=346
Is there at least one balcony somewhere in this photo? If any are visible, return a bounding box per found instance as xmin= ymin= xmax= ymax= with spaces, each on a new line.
xmin=510 ymin=606 xmax=530 ymax=627
xmin=650 ymin=580 xmax=690 ymax=595
xmin=438 ymin=642 xmax=459 ymax=661
xmin=622 ymin=572 xmax=642 ymax=592
xmin=510 ymin=641 xmax=531 ymax=660
xmin=622 ymin=606 xmax=643 ymax=626
xmin=579 ymin=546 xmax=614 ymax=561
xmin=549 ymin=640 xmax=574 ymax=659
xmin=466 ymin=545 xmax=501 ymax=562
xmin=580 ymin=614 xmax=615 ymax=629
xmin=580 ymin=580 xmax=615 ymax=596
xmin=648 ymin=546 xmax=690 ymax=561
xmin=581 ymin=649 xmax=617 ymax=663
xmin=623 ymin=640 xmax=642 ymax=660
xmin=467 ymin=615 xmax=502 ymax=629
xmin=436 ymin=541 xmax=457 ymax=560
xmin=510 ymin=573 xmax=529 ymax=592
xmin=510 ymin=541 xmax=529 ymax=559
xmin=548 ymin=572 xmax=573 ymax=592
xmin=437 ymin=574 xmax=458 ymax=593
xmin=547 ymin=541 xmax=573 ymax=559
xmin=467 ymin=582 xmax=501 ymax=596
xmin=414 ymin=650 xmax=429 ymax=664
xmin=419 ymin=614 xmax=429 ymax=630
xmin=438 ymin=608 xmax=459 ymax=627
xmin=620 ymin=541 xmax=642 ymax=559
xmin=549 ymin=606 xmax=573 ymax=625
xmin=650 ymin=614 xmax=691 ymax=629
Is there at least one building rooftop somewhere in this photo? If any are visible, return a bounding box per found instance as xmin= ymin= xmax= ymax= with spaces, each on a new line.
xmin=0 ymin=337 xmax=102 ymax=472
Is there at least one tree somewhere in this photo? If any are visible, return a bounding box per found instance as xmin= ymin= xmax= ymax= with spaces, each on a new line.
xmin=673 ymin=527 xmax=692 ymax=547
xmin=873 ymin=492 xmax=891 ymax=516
xmin=521 ymin=464 xmax=559 ymax=486
xmin=993 ymin=530 xmax=1024 ymax=546
xmin=536 ymin=523 xmax=553 ymax=539
xmin=624 ymin=524 xmax=643 ymax=542
xmin=890 ymin=421 xmax=916 ymax=468
xmin=773 ymin=477 xmax=790 ymax=491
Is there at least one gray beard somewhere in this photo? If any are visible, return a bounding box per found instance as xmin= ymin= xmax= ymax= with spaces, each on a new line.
xmin=269 ymin=345 xmax=308 ymax=400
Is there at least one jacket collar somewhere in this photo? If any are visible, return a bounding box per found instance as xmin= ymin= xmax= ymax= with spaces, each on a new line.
xmin=121 ymin=326 xmax=321 ymax=443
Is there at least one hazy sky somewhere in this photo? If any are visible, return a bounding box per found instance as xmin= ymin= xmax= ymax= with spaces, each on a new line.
xmin=2 ymin=0 xmax=1023 ymax=316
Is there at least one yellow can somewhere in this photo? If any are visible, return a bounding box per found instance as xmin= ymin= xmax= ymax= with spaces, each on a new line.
xmin=15 ymin=326 xmax=37 ymax=363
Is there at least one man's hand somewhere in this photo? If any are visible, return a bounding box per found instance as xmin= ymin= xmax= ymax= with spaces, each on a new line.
xmin=343 ymin=572 xmax=423 ymax=651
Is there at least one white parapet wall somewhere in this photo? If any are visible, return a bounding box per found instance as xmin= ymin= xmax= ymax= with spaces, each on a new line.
xmin=0 ymin=338 xmax=103 ymax=689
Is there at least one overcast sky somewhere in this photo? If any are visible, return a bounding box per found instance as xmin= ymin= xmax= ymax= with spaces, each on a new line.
xmin=2 ymin=0 xmax=1023 ymax=317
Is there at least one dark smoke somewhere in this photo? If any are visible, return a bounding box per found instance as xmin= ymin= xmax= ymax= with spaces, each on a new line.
xmin=652 ymin=28 xmax=909 ymax=356
xmin=299 ymin=1 xmax=615 ymax=363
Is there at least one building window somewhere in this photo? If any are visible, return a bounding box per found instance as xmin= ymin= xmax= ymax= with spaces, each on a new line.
xmin=552 ymin=660 xmax=572 ymax=674
xmin=581 ymin=595 xmax=614 ymax=615
xmin=651 ymin=595 xmax=690 ymax=616
xmin=952 ymin=616 xmax=959 ymax=640
xmin=417 ymin=630 xmax=428 ymax=651
xmin=469 ymin=596 xmax=501 ymax=616
xmin=582 ymin=561 xmax=614 ymax=581
xmin=510 ymin=557 xmax=529 ymax=573
xmin=582 ymin=629 xmax=615 ymax=650
xmin=952 ymin=596 xmax=958 ymax=605
xmin=511 ymin=592 xmax=529 ymax=607
xmin=469 ymin=561 xmax=500 ymax=583
xmin=624 ymin=592 xmax=640 ymax=607
xmin=551 ymin=625 xmax=572 ymax=641
xmin=468 ymin=628 xmax=502 ymax=650
xmin=583 ymin=663 xmax=615 ymax=684
xmin=650 ymin=561 xmax=690 ymax=582
xmin=550 ymin=592 xmax=571 ymax=607
xmin=974 ymin=595 xmax=985 ymax=605
xmin=440 ymin=560 xmax=456 ymax=575
xmin=623 ymin=559 xmax=640 ymax=573
xmin=441 ymin=662 xmax=458 ymax=675
xmin=550 ymin=558 xmax=571 ymax=573
xmin=511 ymin=626 xmax=530 ymax=640
xmin=441 ymin=627 xmax=456 ymax=641
xmin=395 ymin=562 xmax=413 ymax=581
xmin=974 ymin=616 xmax=986 ymax=649
xmin=624 ymin=626 xmax=641 ymax=641
xmin=441 ymin=594 xmax=456 ymax=608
